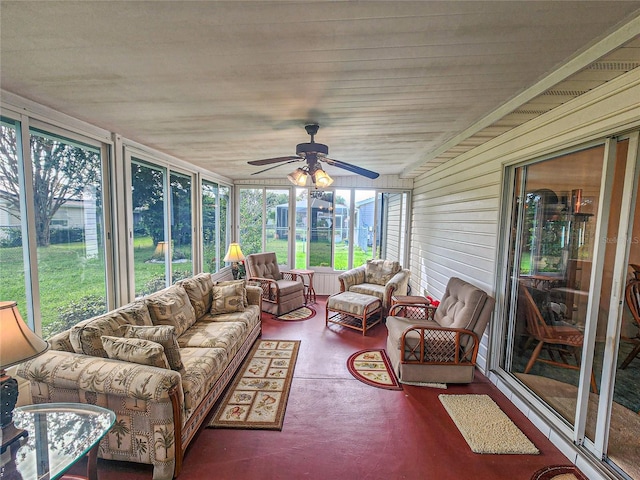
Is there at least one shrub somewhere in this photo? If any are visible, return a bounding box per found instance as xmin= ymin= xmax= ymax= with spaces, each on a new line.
xmin=139 ymin=270 xmax=192 ymax=296
xmin=50 ymin=227 xmax=85 ymax=244
xmin=0 ymin=227 xmax=22 ymax=247
xmin=47 ymin=294 xmax=107 ymax=338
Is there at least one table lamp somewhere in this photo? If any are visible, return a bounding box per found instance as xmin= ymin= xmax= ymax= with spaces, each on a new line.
xmin=0 ymin=301 xmax=49 ymax=453
xmin=224 ymin=243 xmax=245 ymax=279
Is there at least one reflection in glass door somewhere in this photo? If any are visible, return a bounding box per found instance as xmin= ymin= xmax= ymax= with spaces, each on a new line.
xmin=131 ymin=159 xmax=167 ymax=297
xmin=594 ymin=138 xmax=639 ymax=478
xmin=501 ymin=136 xmax=640 ymax=480
xmin=169 ymin=171 xmax=192 ymax=280
xmin=504 ymin=145 xmax=605 ymax=425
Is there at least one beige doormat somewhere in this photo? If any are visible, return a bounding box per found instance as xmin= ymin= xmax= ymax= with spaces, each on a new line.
xmin=439 ymin=394 xmax=539 ymax=454
xmin=208 ymin=339 xmax=300 ymax=430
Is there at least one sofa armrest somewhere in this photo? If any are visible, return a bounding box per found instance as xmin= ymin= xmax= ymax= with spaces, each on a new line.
xmin=337 ymin=265 xmax=366 ymax=292
xmin=246 ymin=285 xmax=262 ymax=307
xmin=17 ymin=350 xmax=184 ymax=480
xmin=17 ymin=350 xmax=182 ymax=402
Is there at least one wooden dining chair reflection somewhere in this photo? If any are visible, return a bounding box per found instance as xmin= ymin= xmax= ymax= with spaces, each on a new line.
xmin=621 ymin=279 xmax=640 ymax=370
xmin=519 ymin=283 xmax=598 ymax=393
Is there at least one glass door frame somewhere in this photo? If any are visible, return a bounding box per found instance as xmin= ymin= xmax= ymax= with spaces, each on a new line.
xmin=1 ymin=110 xmax=115 ymax=333
xmin=492 ymin=130 xmax=640 ymax=473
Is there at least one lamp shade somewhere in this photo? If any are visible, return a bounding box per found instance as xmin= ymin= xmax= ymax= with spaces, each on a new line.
xmin=223 ymin=243 xmax=245 ymax=263
xmin=0 ymin=301 xmax=49 ymax=370
xmin=313 ymin=168 xmax=334 ymax=187
xmin=287 ymin=168 xmax=308 ymax=186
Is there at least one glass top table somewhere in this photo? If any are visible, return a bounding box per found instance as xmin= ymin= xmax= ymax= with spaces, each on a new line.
xmin=0 ymin=403 xmax=115 ymax=480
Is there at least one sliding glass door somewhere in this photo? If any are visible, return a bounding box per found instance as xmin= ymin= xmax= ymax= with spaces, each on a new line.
xmin=500 ymin=134 xmax=640 ymax=478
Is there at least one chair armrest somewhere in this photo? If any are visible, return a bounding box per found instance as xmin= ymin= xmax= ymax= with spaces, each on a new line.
xmin=280 ymin=271 xmax=303 ymax=283
xmin=338 ymin=265 xmax=366 ymax=292
xmin=389 ymin=302 xmax=437 ymax=320
xmin=248 ymin=276 xmax=280 ymax=301
xmin=384 ymin=269 xmax=410 ymax=306
xmin=399 ymin=325 xmax=480 ymax=365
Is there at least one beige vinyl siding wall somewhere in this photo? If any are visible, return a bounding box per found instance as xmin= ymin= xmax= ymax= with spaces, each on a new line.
xmin=383 ymin=193 xmax=403 ymax=262
xmin=410 ymin=163 xmax=501 ymax=369
xmin=408 ymin=67 xmax=640 ymax=374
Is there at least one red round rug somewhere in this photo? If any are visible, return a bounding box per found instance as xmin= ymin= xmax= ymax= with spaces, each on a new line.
xmin=347 ymin=349 xmax=402 ymax=390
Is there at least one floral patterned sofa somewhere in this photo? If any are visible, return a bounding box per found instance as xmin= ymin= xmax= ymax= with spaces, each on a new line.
xmin=17 ymin=272 xmax=262 ymax=480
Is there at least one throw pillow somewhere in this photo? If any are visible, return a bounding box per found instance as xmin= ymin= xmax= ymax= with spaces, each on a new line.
xmin=101 ymin=335 xmax=170 ymax=369
xmin=216 ymin=279 xmax=248 ymax=307
xmin=179 ymin=273 xmax=214 ymax=319
xmin=211 ymin=283 xmax=246 ymax=314
xmin=121 ymin=324 xmax=185 ymax=376
xmin=146 ymin=285 xmax=197 ymax=336
xmin=69 ymin=311 xmax=131 ymax=357
xmin=365 ymin=259 xmax=401 ymax=286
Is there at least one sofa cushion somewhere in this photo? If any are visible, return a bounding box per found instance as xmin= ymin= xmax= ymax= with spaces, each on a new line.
xmin=348 ymin=283 xmax=385 ymax=301
xmin=101 ymin=335 xmax=170 ymax=369
xmin=178 ymin=321 xmax=246 ymax=356
xmin=271 ymin=279 xmax=304 ymax=297
xmin=180 ymin=347 xmax=228 ymax=412
xmin=179 ymin=273 xmax=214 ymax=319
xmin=211 ymin=283 xmax=246 ymax=314
xmin=199 ymin=305 xmax=261 ymax=330
xmin=70 ymin=311 xmax=132 ymax=357
xmin=365 ymin=259 xmax=401 ymax=286
xmin=146 ymin=285 xmax=197 ymax=336
xmin=121 ymin=325 xmax=185 ymax=376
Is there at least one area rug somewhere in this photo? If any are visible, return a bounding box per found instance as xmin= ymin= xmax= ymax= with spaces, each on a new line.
xmin=208 ymin=339 xmax=300 ymax=430
xmin=276 ymin=306 xmax=316 ymax=321
xmin=438 ymin=394 xmax=539 ymax=454
xmin=347 ymin=349 xmax=402 ymax=390
xmin=530 ymin=465 xmax=588 ymax=480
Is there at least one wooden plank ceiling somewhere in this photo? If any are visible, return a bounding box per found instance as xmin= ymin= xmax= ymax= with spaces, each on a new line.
xmin=1 ymin=1 xmax=639 ymax=181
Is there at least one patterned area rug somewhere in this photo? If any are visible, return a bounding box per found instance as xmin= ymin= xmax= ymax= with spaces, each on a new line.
xmin=276 ymin=306 xmax=315 ymax=321
xmin=208 ymin=339 xmax=300 ymax=430
xmin=530 ymin=465 xmax=588 ymax=480
xmin=347 ymin=349 xmax=402 ymax=390
xmin=439 ymin=394 xmax=539 ymax=454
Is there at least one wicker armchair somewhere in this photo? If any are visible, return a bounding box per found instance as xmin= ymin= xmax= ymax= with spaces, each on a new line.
xmin=337 ymin=259 xmax=410 ymax=315
xmin=385 ymin=277 xmax=494 ymax=384
xmin=245 ymin=252 xmax=305 ymax=316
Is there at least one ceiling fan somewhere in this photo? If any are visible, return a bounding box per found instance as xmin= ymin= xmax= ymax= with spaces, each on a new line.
xmin=248 ymin=124 xmax=379 ymax=187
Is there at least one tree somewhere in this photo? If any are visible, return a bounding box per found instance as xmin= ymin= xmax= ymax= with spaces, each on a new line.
xmin=131 ymin=162 xmax=165 ymax=246
xmin=0 ymin=125 xmax=101 ymax=247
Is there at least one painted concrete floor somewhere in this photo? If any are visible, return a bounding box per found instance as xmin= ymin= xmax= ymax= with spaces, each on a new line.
xmin=67 ymin=297 xmax=571 ymax=480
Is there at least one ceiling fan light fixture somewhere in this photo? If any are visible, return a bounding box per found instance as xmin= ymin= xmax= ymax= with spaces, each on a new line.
xmin=312 ymin=168 xmax=333 ymax=187
xmin=287 ymin=168 xmax=308 ymax=186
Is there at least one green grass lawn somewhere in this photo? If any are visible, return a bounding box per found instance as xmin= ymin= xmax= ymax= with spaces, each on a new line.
xmin=1 ymin=236 xmax=371 ymax=337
